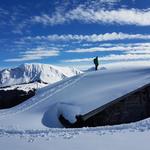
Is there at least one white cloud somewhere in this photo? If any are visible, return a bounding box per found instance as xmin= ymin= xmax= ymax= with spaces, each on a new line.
xmin=101 ymin=54 xmax=150 ymax=61
xmin=63 ymin=54 xmax=150 ymax=63
xmin=125 ymin=50 xmax=150 ymax=54
xmin=63 ymin=58 xmax=93 ymax=63
xmin=31 ymin=7 xmax=150 ymax=26
xmin=25 ymin=32 xmax=150 ymax=42
xmin=66 ymin=44 xmax=150 ymax=53
xmin=4 ymin=47 xmax=59 ymax=62
xmin=32 ymin=13 xmax=66 ymax=26
xmin=99 ymin=42 xmax=150 ymax=47
xmin=67 ymin=43 xmax=150 ymax=53
xmin=0 ymin=8 xmax=9 ymax=16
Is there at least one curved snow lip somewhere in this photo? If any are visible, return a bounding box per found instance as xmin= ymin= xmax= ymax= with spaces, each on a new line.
xmin=42 ymin=102 xmax=81 ymax=128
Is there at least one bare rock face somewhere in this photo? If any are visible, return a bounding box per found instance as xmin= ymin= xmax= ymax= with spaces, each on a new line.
xmin=0 ymin=88 xmax=35 ymax=109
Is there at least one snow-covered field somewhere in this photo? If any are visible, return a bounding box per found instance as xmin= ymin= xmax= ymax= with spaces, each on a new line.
xmin=0 ymin=62 xmax=150 ymax=150
xmin=0 ymin=125 xmax=150 ymax=150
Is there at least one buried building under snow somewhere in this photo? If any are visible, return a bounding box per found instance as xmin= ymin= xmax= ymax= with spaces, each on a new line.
xmin=59 ymin=83 xmax=150 ymax=128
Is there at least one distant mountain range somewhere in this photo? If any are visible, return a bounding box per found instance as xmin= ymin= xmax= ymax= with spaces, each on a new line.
xmin=0 ymin=63 xmax=82 ymax=109
xmin=0 ymin=63 xmax=82 ymax=88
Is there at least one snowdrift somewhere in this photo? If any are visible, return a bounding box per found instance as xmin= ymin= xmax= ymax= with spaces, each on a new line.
xmin=0 ymin=65 xmax=150 ymax=129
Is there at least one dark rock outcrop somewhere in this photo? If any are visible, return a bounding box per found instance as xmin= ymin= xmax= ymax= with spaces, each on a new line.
xmin=0 ymin=88 xmax=35 ymax=109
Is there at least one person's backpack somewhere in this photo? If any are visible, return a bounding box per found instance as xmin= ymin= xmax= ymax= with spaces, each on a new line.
xmin=93 ymin=57 xmax=98 ymax=65
xmin=93 ymin=58 xmax=96 ymax=64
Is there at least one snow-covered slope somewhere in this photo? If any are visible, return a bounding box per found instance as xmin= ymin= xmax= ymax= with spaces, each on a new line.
xmin=0 ymin=64 xmax=150 ymax=129
xmin=0 ymin=63 xmax=82 ymax=88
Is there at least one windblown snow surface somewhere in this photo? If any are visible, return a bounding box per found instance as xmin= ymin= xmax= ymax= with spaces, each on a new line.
xmin=0 ymin=61 xmax=150 ymax=150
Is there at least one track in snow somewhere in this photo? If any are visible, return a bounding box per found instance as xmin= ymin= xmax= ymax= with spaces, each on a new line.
xmin=0 ymin=117 xmax=150 ymax=140
xmin=0 ymin=73 xmax=86 ymax=119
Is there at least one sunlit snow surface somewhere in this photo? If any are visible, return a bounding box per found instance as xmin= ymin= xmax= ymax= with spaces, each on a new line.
xmin=0 ymin=62 xmax=150 ymax=150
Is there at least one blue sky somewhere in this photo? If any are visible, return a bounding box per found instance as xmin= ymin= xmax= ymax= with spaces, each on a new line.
xmin=0 ymin=0 xmax=150 ymax=69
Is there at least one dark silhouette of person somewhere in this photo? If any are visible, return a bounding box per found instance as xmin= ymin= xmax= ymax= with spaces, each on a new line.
xmin=93 ymin=56 xmax=99 ymax=70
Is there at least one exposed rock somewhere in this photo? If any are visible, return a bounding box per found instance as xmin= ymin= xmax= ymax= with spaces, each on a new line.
xmin=0 ymin=88 xmax=35 ymax=109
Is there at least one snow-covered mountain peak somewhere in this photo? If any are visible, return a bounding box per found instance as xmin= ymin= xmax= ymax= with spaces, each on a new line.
xmin=0 ymin=63 xmax=82 ymax=87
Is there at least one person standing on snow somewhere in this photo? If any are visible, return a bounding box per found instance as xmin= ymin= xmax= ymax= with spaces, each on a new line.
xmin=93 ymin=56 xmax=99 ymax=71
